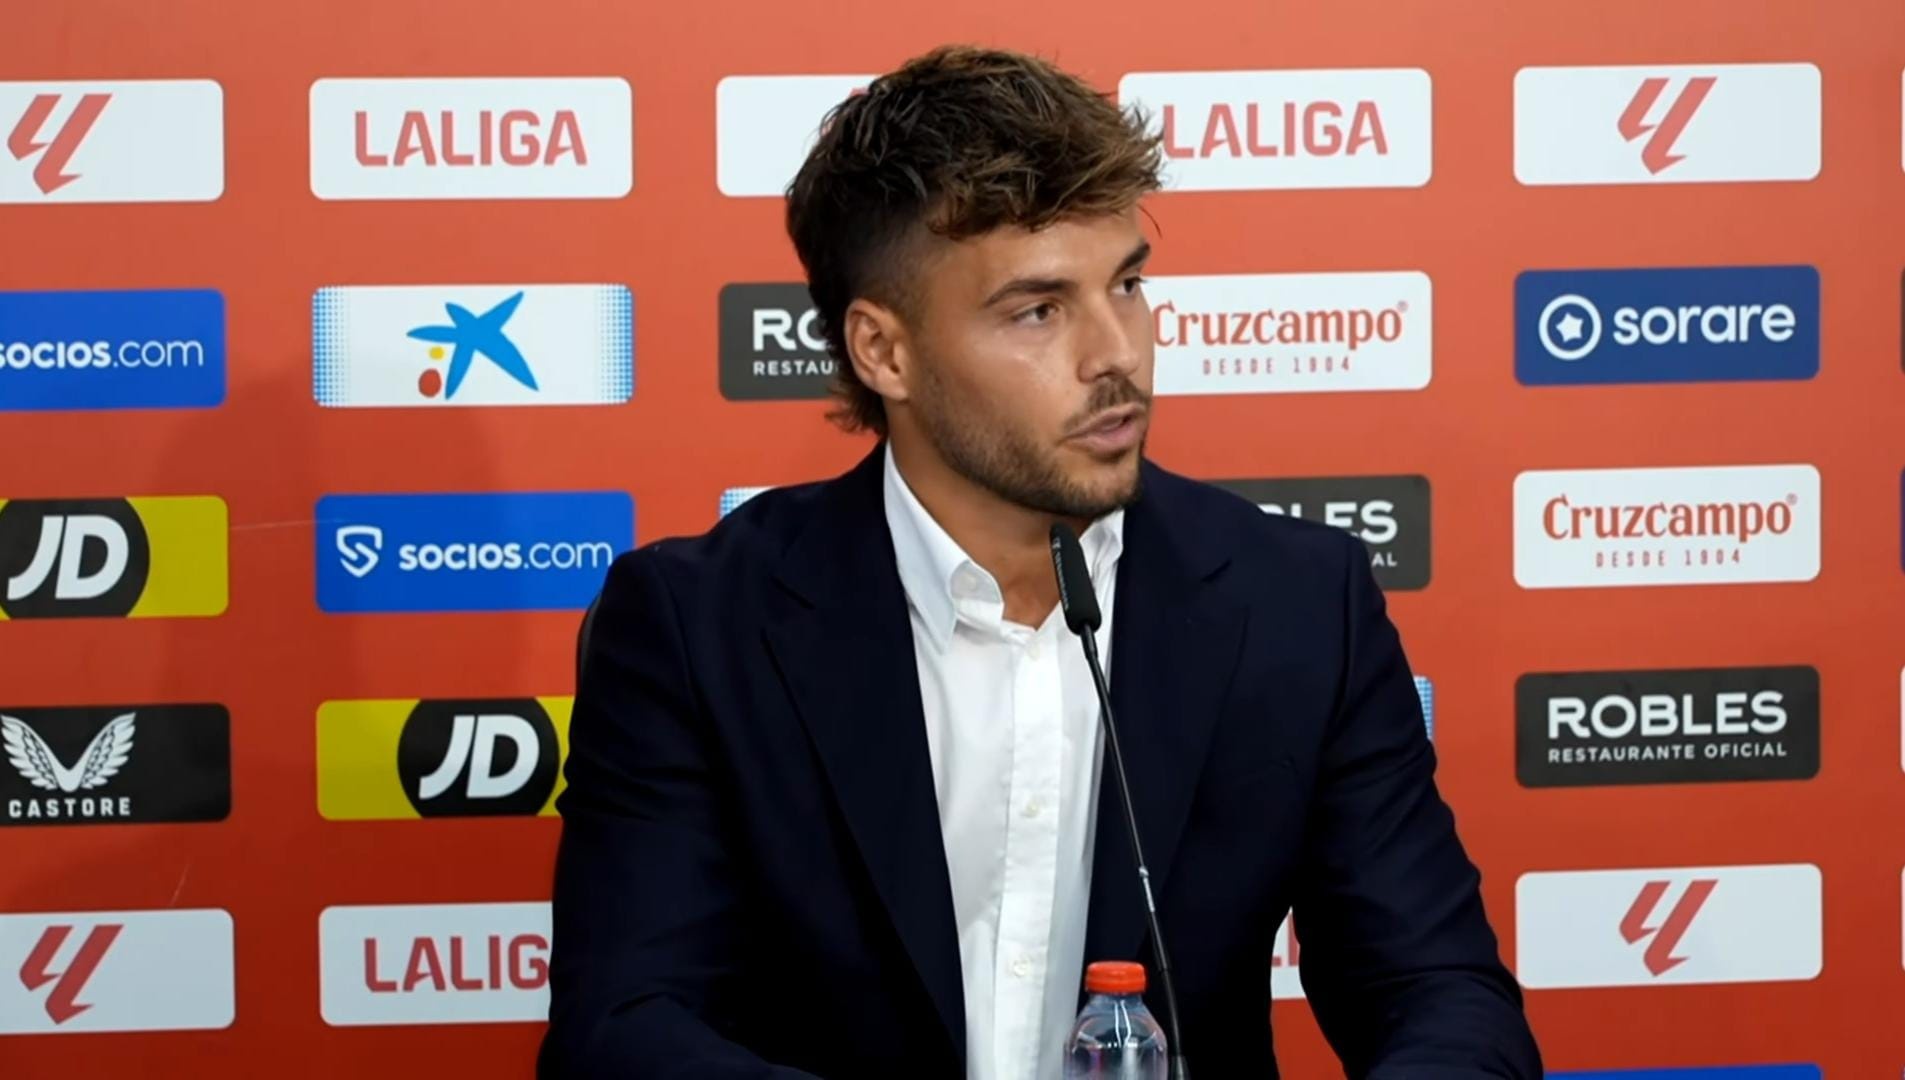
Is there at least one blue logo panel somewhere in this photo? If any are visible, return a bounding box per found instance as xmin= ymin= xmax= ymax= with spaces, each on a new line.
xmin=0 ymin=289 xmax=226 ymax=411
xmin=1516 ymin=266 xmax=1819 ymax=386
xmin=1552 ymin=1067 xmax=1821 ymax=1079
xmin=316 ymin=492 xmax=633 ymax=613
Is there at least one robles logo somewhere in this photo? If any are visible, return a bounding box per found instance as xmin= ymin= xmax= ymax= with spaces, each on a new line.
xmin=718 ymin=283 xmax=833 ymax=400
xmin=1517 ymin=266 xmax=1819 ymax=385
xmin=1146 ymin=272 xmax=1431 ymax=396
xmin=1514 ymin=465 xmax=1820 ymax=589
xmin=1210 ymin=475 xmax=1431 ymax=590
xmin=316 ymin=492 xmax=632 ymax=613
xmin=1517 ymin=666 xmax=1820 ymax=788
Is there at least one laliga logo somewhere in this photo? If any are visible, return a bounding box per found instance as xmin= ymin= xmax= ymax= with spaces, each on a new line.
xmin=8 ymin=93 xmax=110 ymax=195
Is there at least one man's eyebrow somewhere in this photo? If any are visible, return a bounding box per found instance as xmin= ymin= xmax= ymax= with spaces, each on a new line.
xmin=1112 ymin=240 xmax=1152 ymax=277
xmin=980 ymin=241 xmax=1154 ymax=308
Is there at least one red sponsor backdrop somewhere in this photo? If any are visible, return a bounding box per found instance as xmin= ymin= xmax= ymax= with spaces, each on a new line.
xmin=2 ymin=0 xmax=1903 ymax=1075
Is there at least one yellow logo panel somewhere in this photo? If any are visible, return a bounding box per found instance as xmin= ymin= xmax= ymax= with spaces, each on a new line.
xmin=0 ymin=495 xmax=227 ymax=619
xmin=317 ymin=697 xmax=571 ymax=820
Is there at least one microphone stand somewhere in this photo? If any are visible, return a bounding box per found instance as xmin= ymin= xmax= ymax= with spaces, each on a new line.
xmin=1050 ymin=523 xmax=1189 ymax=1080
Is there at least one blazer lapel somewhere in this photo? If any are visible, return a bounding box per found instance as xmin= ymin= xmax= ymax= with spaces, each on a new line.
xmin=762 ymin=444 xmax=967 ymax=1064
xmin=1083 ymin=461 xmax=1249 ymax=969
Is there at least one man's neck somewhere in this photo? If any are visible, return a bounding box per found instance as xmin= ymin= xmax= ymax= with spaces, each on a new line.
xmin=889 ymin=437 xmax=1085 ymax=628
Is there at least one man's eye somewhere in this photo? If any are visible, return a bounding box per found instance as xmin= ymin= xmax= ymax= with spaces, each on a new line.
xmin=1120 ymin=275 xmax=1147 ymax=295
xmin=1017 ymin=302 xmax=1057 ymax=324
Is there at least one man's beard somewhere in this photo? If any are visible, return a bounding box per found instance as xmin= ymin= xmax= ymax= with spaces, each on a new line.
xmin=910 ymin=364 xmax=1148 ymax=520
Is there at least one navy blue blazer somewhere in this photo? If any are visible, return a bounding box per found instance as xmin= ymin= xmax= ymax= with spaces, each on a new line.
xmin=540 ymin=443 xmax=1541 ymax=1079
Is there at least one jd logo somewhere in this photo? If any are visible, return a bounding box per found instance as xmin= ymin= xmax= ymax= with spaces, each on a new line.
xmin=0 ymin=500 xmax=149 ymax=618
xmin=396 ymin=698 xmax=557 ymax=816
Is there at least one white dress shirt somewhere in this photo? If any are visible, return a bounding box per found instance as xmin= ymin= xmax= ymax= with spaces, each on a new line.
xmin=882 ymin=444 xmax=1123 ymax=1080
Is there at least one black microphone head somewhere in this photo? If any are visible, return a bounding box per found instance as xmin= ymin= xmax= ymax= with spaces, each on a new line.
xmin=1048 ymin=522 xmax=1102 ymax=635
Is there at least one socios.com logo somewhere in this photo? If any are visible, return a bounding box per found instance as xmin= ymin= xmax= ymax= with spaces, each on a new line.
xmin=1515 ymin=266 xmax=1819 ymax=386
xmin=315 ymin=492 xmax=632 ymax=613
xmin=0 ymin=289 xmax=225 ymax=411
xmin=0 ymin=496 xmax=227 ymax=619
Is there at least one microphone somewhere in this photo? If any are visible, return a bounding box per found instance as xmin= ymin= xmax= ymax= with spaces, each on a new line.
xmin=1050 ymin=522 xmax=1189 ymax=1080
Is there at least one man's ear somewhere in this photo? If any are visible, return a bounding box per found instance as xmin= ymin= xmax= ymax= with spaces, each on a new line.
xmin=842 ymin=297 xmax=912 ymax=407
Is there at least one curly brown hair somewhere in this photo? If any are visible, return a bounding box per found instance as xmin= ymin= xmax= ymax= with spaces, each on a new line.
xmin=784 ymin=44 xmax=1164 ymax=436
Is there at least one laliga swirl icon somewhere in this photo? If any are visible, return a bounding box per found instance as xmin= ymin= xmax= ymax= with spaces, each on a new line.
xmin=1538 ymin=293 xmax=1603 ymax=362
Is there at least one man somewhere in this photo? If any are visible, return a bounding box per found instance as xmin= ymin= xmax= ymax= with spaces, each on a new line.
xmin=541 ymin=44 xmax=1541 ymax=1080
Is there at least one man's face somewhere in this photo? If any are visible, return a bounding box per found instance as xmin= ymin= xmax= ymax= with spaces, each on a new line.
xmin=899 ymin=208 xmax=1155 ymax=520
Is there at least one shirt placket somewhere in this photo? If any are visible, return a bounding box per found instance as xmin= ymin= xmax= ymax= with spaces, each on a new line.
xmin=992 ymin=621 xmax=1064 ymax=1078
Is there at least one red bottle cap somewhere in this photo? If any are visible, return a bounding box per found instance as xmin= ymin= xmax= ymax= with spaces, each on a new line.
xmin=1084 ymin=961 xmax=1147 ymax=994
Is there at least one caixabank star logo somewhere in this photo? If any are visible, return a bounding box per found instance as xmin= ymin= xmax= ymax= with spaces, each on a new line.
xmin=0 ymin=496 xmax=226 ymax=619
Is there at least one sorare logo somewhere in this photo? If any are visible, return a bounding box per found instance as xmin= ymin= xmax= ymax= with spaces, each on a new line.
xmin=317 ymin=697 xmax=570 ymax=819
xmin=0 ymin=290 xmax=225 ymax=411
xmin=1516 ymin=267 xmax=1819 ymax=386
xmin=310 ymin=77 xmax=632 ymax=201
xmin=718 ymin=283 xmax=833 ymax=400
xmin=1210 ymin=475 xmax=1431 ymax=590
xmin=1 ymin=81 xmax=224 ymax=203
xmin=1515 ymin=63 xmax=1820 ymax=186
xmin=1117 ymin=68 xmax=1432 ymax=191
xmin=1517 ymin=666 xmax=1819 ymax=788
xmin=0 ymin=496 xmax=228 ymax=619
xmin=1 ymin=704 xmax=230 ymax=826
xmin=316 ymin=492 xmax=632 ymax=613
xmin=314 ymin=285 xmax=632 ymax=407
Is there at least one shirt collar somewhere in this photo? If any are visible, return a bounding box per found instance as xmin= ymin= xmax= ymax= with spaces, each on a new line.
xmin=882 ymin=442 xmax=1125 ymax=652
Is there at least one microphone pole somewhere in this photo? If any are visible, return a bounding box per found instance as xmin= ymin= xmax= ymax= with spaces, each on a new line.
xmin=1049 ymin=522 xmax=1189 ymax=1080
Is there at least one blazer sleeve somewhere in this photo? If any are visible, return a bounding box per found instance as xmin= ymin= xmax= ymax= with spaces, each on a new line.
xmin=1289 ymin=531 xmax=1543 ymax=1079
xmin=539 ymin=547 xmax=820 ymax=1080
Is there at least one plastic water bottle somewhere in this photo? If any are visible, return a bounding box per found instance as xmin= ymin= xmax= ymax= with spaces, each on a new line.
xmin=1063 ymin=960 xmax=1168 ymax=1079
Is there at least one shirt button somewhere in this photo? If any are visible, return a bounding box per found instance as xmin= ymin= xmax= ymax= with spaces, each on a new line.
xmin=1022 ymin=798 xmax=1044 ymax=819
xmin=1027 ymin=639 xmax=1042 ymax=660
xmin=1011 ymin=956 xmax=1033 ymax=978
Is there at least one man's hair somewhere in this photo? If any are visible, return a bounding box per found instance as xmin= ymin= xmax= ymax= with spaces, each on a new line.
xmin=784 ymin=44 xmax=1163 ymax=436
